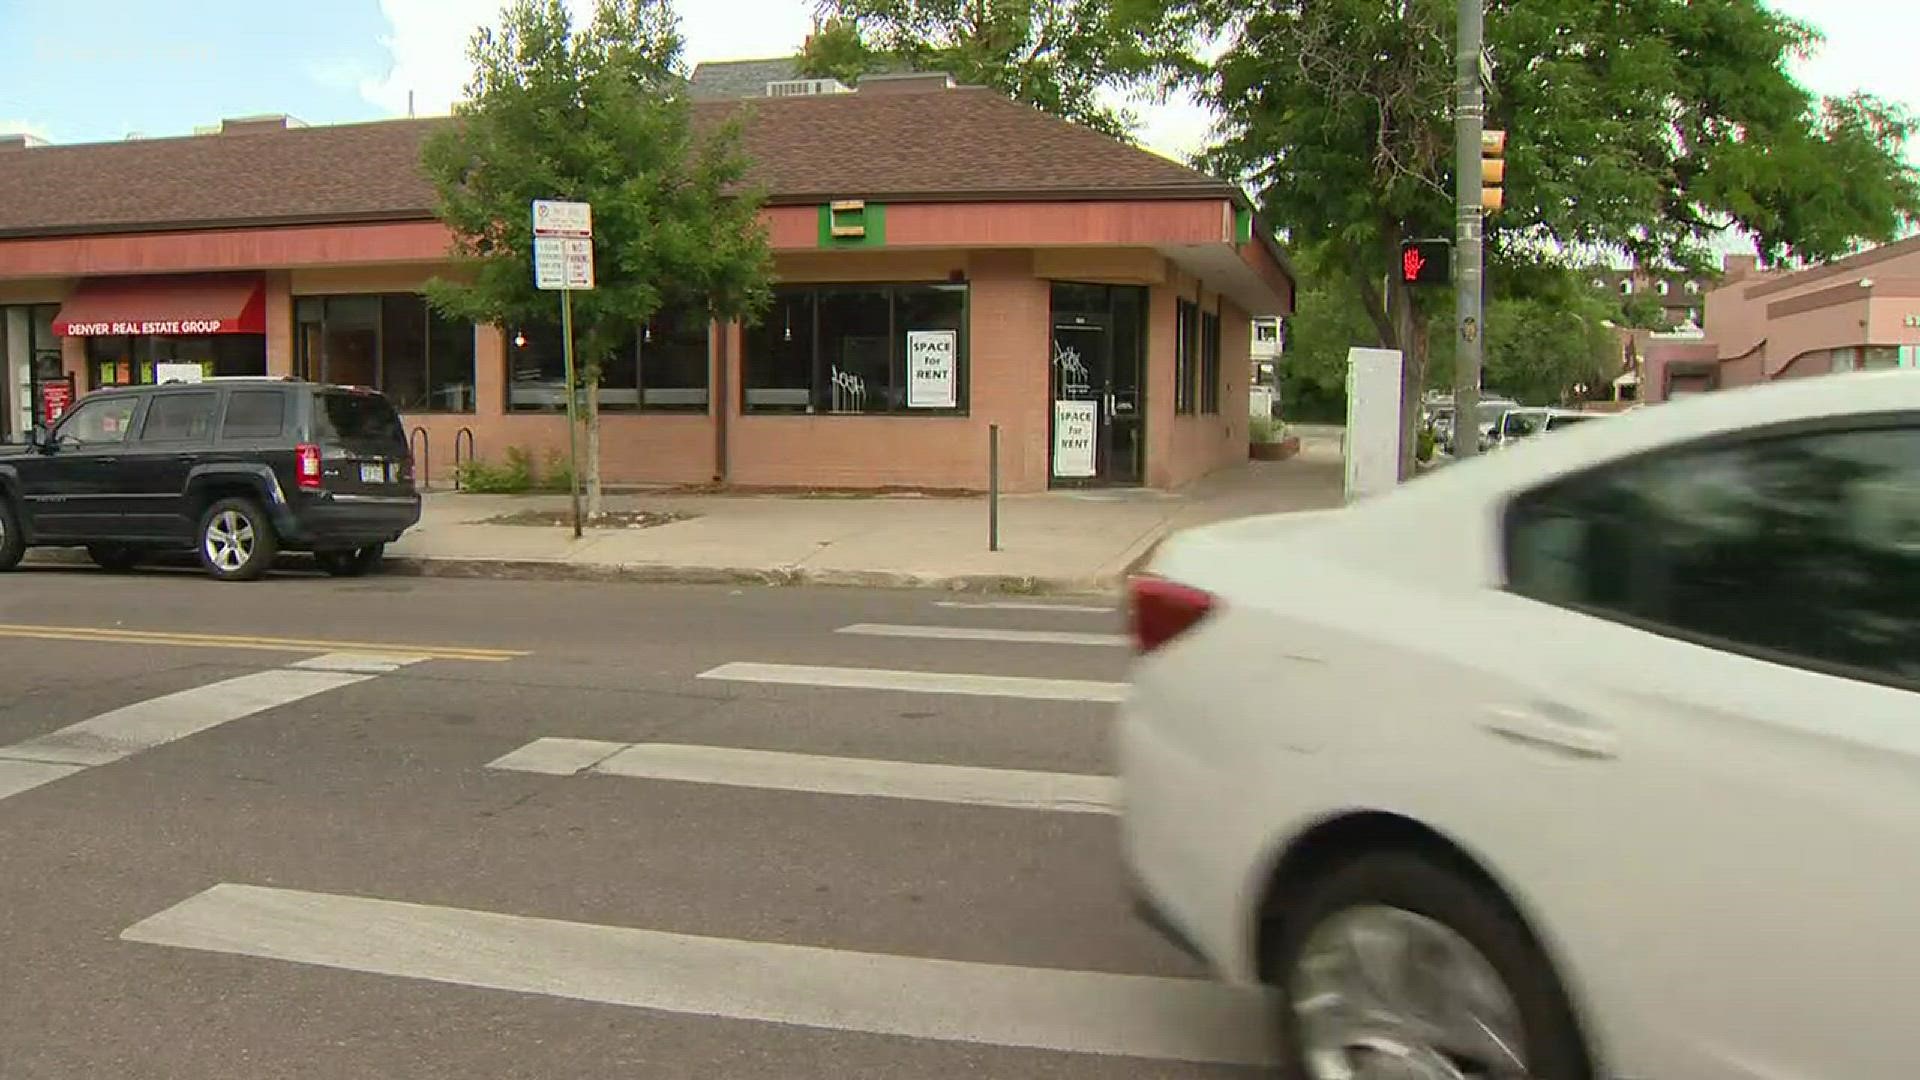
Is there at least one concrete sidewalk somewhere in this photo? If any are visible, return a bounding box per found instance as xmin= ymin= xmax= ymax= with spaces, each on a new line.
xmin=387 ymin=443 xmax=1344 ymax=593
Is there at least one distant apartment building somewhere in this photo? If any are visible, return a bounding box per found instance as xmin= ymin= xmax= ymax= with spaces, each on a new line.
xmin=1590 ymin=267 xmax=1715 ymax=331
xmin=1642 ymin=245 xmax=1920 ymax=401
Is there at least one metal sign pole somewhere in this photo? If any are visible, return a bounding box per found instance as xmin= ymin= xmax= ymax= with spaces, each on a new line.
xmin=560 ymin=287 xmax=584 ymax=538
xmin=1453 ymin=0 xmax=1486 ymax=459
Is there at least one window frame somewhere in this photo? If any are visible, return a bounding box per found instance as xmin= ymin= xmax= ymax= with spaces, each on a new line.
xmin=52 ymin=393 xmax=144 ymax=447
xmin=136 ymin=389 xmax=220 ymax=444
xmin=1500 ymin=410 xmax=1920 ymax=694
xmin=1175 ymin=298 xmax=1199 ymax=415
xmin=742 ymin=281 xmax=970 ymax=417
xmin=295 ymin=293 xmax=477 ymax=414
xmin=219 ymin=388 xmax=292 ymax=442
xmin=1200 ymin=306 xmax=1223 ymax=415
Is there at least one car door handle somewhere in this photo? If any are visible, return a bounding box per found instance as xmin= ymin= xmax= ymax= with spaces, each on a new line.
xmin=1481 ymin=704 xmax=1618 ymax=760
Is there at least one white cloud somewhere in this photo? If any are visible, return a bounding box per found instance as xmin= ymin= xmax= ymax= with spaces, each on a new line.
xmin=0 ymin=118 xmax=51 ymax=141
xmin=358 ymin=0 xmax=1203 ymax=157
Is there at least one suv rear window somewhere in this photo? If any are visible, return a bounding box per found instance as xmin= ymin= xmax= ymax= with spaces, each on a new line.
xmin=313 ymin=390 xmax=406 ymax=446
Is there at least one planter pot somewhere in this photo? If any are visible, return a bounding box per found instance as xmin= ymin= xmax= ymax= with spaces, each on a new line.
xmin=1249 ymin=435 xmax=1301 ymax=461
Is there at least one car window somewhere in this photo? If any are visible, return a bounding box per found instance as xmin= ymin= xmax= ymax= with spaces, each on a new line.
xmin=1506 ymin=423 xmax=1920 ymax=687
xmin=313 ymin=390 xmax=406 ymax=447
xmin=222 ymin=390 xmax=288 ymax=439
xmin=1550 ymin=414 xmax=1594 ymax=429
xmin=140 ymin=392 xmax=219 ymax=443
xmin=54 ymin=397 xmax=140 ymax=446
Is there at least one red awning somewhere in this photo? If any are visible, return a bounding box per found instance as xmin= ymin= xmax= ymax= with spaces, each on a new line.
xmin=52 ymin=274 xmax=267 ymax=337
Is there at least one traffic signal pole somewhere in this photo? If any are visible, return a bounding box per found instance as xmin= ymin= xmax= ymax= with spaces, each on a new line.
xmin=1453 ymin=0 xmax=1485 ymax=460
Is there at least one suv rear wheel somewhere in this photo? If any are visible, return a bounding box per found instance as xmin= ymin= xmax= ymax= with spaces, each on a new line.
xmin=197 ymin=497 xmax=278 ymax=582
xmin=315 ymin=544 xmax=384 ymax=578
xmin=87 ymin=543 xmax=142 ymax=572
xmin=0 ymin=498 xmax=23 ymax=571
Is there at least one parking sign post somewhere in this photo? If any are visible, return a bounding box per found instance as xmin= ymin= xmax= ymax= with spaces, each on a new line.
xmin=533 ymin=200 xmax=594 ymax=538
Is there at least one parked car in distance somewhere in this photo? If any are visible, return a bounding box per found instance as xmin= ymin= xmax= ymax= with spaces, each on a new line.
xmin=1488 ymin=406 xmax=1604 ymax=449
xmin=1120 ymin=369 xmax=1920 ymax=1080
xmin=0 ymin=378 xmax=421 ymax=581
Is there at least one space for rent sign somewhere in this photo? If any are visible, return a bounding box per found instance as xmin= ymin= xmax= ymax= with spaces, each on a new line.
xmin=906 ymin=330 xmax=957 ymax=408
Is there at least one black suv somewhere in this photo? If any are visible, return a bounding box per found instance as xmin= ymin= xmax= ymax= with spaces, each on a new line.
xmin=0 ymin=378 xmax=421 ymax=581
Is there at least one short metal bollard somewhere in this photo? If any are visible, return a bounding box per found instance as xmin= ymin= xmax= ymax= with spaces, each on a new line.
xmin=988 ymin=423 xmax=1001 ymax=552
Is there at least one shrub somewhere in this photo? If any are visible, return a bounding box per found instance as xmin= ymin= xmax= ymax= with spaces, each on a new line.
xmin=455 ymin=446 xmax=536 ymax=493
xmin=1249 ymin=416 xmax=1286 ymax=444
xmin=1417 ymin=426 xmax=1437 ymax=463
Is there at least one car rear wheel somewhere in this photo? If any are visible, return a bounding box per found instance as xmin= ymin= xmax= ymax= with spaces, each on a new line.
xmin=197 ymin=498 xmax=277 ymax=582
xmin=315 ymin=544 xmax=384 ymax=578
xmin=0 ymin=499 xmax=23 ymax=571
xmin=1270 ymin=851 xmax=1592 ymax=1080
xmin=87 ymin=543 xmax=141 ymax=572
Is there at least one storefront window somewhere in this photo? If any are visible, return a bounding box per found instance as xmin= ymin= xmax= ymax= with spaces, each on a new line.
xmin=3 ymin=304 xmax=65 ymax=438
xmin=295 ymin=294 xmax=475 ymax=413
xmin=744 ymin=283 xmax=968 ymax=415
xmin=86 ymin=334 xmax=265 ymax=389
xmin=506 ymin=303 xmax=711 ymax=412
xmin=1861 ymin=346 xmax=1902 ymax=372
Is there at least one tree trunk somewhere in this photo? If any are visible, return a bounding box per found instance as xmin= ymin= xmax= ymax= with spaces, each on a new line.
xmin=1382 ymin=270 xmax=1429 ymax=481
xmin=584 ymin=379 xmax=603 ymax=520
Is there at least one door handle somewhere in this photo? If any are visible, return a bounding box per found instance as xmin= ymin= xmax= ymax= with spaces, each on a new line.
xmin=1481 ymin=704 xmax=1618 ymax=760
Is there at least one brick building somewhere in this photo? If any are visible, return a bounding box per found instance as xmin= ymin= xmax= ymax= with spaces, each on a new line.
xmin=0 ymin=77 xmax=1293 ymax=492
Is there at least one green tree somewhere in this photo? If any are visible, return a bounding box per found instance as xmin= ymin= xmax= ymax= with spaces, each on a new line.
xmin=797 ymin=16 xmax=891 ymax=86
xmin=1189 ymin=0 xmax=1920 ymax=475
xmin=802 ymin=0 xmax=1189 ymax=137
xmin=423 ymin=0 xmax=773 ymax=516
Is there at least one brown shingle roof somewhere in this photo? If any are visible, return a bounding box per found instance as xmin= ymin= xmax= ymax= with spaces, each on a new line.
xmin=0 ymin=88 xmax=1231 ymax=239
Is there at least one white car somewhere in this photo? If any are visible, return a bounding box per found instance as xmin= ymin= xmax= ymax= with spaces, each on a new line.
xmin=1120 ymin=370 xmax=1920 ymax=1080
xmin=1488 ymin=406 xmax=1604 ymax=449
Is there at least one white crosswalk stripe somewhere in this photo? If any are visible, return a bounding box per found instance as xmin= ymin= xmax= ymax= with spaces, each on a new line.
xmin=933 ymin=600 xmax=1117 ymax=613
xmin=0 ymin=653 xmax=420 ymax=804
xmin=489 ymin=739 xmax=1120 ymax=813
xmin=838 ymin=623 xmax=1128 ymax=647
xmin=699 ymin=662 xmax=1128 ymax=703
xmin=123 ymin=884 xmax=1280 ymax=1067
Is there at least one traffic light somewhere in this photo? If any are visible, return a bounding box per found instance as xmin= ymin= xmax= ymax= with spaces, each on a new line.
xmin=1400 ymin=239 xmax=1453 ymax=286
xmin=1482 ymin=129 xmax=1507 ymax=214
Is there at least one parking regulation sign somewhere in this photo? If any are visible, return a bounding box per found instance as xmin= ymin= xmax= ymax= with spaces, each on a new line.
xmin=532 ymin=199 xmax=592 ymax=238
xmin=534 ymin=236 xmax=595 ymax=291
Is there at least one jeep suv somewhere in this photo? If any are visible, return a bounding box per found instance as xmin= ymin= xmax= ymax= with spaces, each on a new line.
xmin=0 ymin=378 xmax=421 ymax=581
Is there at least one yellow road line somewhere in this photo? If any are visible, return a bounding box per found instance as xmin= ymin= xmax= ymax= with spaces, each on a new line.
xmin=0 ymin=623 xmax=524 ymax=662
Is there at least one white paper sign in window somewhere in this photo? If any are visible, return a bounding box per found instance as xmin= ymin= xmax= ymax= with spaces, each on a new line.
xmin=1053 ymin=400 xmax=1097 ymax=478
xmin=907 ymin=329 xmax=958 ymax=409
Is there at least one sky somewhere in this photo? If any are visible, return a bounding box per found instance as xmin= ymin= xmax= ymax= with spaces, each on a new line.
xmin=0 ymin=0 xmax=1916 ymax=165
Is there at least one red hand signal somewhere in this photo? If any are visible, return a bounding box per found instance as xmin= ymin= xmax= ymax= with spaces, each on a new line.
xmin=1403 ymin=247 xmax=1427 ymax=283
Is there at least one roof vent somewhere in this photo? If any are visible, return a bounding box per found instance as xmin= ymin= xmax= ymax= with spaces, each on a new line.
xmin=219 ymin=114 xmax=308 ymax=135
xmin=855 ymin=72 xmax=956 ymax=95
xmin=0 ymin=133 xmax=48 ymax=151
xmin=765 ymin=78 xmax=851 ymax=98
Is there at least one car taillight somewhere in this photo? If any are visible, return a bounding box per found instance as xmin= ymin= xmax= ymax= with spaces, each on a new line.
xmin=296 ymin=444 xmax=323 ymax=489
xmin=1129 ymin=576 xmax=1217 ymax=654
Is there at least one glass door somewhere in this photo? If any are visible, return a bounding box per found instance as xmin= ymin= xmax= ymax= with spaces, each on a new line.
xmin=1050 ymin=317 xmax=1106 ymax=486
xmin=1048 ymin=283 xmax=1147 ymax=487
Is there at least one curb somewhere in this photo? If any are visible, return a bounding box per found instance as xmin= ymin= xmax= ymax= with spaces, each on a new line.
xmin=24 ymin=550 xmax=1113 ymax=597
xmin=379 ymin=556 xmax=1115 ymax=596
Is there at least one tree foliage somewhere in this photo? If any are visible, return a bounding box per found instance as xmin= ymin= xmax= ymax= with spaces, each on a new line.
xmin=1189 ymin=0 xmax=1920 ymax=470
xmin=423 ymin=0 xmax=773 ymax=513
xmin=800 ymin=0 xmax=1190 ymax=137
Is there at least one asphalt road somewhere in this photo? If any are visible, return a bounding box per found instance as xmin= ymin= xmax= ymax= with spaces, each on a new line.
xmin=0 ymin=567 xmax=1270 ymax=1079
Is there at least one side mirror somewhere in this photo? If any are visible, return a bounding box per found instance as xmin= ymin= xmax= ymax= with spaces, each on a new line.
xmin=28 ymin=423 xmax=49 ymax=450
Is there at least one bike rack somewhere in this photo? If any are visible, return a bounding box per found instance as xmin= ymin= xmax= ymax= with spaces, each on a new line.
xmin=409 ymin=427 xmax=431 ymax=491
xmin=453 ymin=427 xmax=476 ymax=491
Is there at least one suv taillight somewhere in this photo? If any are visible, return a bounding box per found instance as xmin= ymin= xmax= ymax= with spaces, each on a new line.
xmin=1128 ymin=576 xmax=1217 ymax=654
xmin=296 ymin=444 xmax=323 ymax=489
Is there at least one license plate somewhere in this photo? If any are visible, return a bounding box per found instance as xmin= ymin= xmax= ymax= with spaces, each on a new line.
xmin=359 ymin=462 xmax=385 ymax=483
